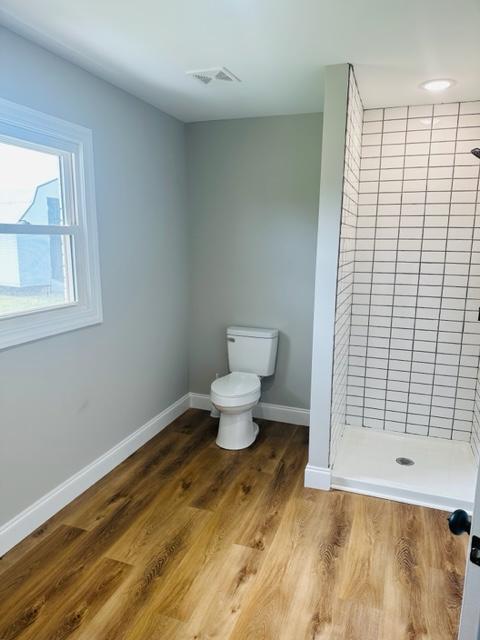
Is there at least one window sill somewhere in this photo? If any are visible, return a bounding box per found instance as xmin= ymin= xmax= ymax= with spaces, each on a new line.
xmin=0 ymin=302 xmax=103 ymax=350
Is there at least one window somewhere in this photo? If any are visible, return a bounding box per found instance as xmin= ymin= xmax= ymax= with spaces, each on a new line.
xmin=0 ymin=98 xmax=102 ymax=349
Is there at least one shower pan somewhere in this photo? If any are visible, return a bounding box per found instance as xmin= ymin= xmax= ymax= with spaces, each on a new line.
xmin=332 ymin=425 xmax=475 ymax=511
xmin=325 ymin=67 xmax=480 ymax=511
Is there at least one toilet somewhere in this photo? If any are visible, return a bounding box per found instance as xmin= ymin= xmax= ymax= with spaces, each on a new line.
xmin=210 ymin=326 xmax=278 ymax=450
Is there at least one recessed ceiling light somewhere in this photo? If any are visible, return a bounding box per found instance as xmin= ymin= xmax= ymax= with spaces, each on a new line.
xmin=420 ymin=79 xmax=455 ymax=92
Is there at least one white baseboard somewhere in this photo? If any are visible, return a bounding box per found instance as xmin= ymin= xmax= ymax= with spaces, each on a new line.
xmin=189 ymin=392 xmax=212 ymax=412
xmin=304 ymin=464 xmax=332 ymax=490
xmin=331 ymin=474 xmax=473 ymax=513
xmin=189 ymin=392 xmax=309 ymax=426
xmin=0 ymin=393 xmax=190 ymax=556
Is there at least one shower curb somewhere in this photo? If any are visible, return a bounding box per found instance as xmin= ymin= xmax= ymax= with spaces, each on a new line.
xmin=331 ymin=474 xmax=473 ymax=513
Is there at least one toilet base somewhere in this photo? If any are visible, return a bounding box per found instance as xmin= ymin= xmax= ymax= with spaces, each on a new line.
xmin=216 ymin=409 xmax=259 ymax=450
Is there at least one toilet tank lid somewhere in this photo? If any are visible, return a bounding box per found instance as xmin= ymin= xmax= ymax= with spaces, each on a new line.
xmin=227 ymin=326 xmax=278 ymax=339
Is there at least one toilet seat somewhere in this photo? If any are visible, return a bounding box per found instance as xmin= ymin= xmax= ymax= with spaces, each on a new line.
xmin=211 ymin=372 xmax=260 ymax=408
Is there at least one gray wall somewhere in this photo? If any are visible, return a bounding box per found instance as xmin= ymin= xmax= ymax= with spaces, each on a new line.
xmin=187 ymin=114 xmax=322 ymax=408
xmin=0 ymin=27 xmax=189 ymax=525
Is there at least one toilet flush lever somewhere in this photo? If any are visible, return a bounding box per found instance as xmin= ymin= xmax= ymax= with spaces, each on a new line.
xmin=227 ymin=337 xmax=235 ymax=342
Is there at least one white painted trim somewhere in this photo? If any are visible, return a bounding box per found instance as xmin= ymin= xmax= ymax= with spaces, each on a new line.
xmin=253 ymin=401 xmax=309 ymax=426
xmin=189 ymin=392 xmax=212 ymax=412
xmin=304 ymin=464 xmax=332 ymax=490
xmin=331 ymin=474 xmax=473 ymax=513
xmin=0 ymin=393 xmax=190 ymax=556
xmin=458 ymin=454 xmax=480 ymax=639
xmin=0 ymin=96 xmax=103 ymax=350
xmin=189 ymin=392 xmax=310 ymax=426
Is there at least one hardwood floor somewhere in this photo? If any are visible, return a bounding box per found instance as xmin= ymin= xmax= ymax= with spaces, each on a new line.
xmin=0 ymin=409 xmax=467 ymax=639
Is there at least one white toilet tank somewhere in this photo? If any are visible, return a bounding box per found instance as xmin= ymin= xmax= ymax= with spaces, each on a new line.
xmin=227 ymin=326 xmax=278 ymax=376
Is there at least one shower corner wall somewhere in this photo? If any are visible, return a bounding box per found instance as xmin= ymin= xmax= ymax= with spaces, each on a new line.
xmin=306 ymin=64 xmax=351 ymax=489
xmin=328 ymin=70 xmax=480 ymax=510
xmin=330 ymin=66 xmax=364 ymax=466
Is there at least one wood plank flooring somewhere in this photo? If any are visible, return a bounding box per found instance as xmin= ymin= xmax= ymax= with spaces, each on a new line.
xmin=0 ymin=409 xmax=467 ymax=640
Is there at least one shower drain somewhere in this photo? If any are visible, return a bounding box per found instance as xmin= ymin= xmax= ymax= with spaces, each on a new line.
xmin=396 ymin=457 xmax=415 ymax=466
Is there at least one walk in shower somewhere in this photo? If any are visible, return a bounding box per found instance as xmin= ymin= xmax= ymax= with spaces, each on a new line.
xmin=328 ymin=67 xmax=480 ymax=511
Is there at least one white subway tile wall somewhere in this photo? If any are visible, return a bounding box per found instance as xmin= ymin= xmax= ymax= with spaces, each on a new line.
xmin=473 ymin=384 xmax=480 ymax=460
xmin=345 ymin=101 xmax=480 ymax=456
xmin=330 ymin=69 xmax=363 ymax=464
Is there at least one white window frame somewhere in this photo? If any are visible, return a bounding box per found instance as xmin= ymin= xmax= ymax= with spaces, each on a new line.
xmin=0 ymin=97 xmax=102 ymax=350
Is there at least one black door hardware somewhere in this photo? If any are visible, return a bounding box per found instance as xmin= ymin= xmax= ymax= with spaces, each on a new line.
xmin=448 ymin=510 xmax=480 ymax=567
xmin=448 ymin=509 xmax=471 ymax=535
xmin=470 ymin=536 xmax=480 ymax=567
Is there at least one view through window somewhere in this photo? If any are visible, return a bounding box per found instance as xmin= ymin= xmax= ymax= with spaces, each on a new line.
xmin=0 ymin=140 xmax=75 ymax=316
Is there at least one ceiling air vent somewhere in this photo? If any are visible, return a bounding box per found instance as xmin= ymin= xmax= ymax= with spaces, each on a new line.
xmin=187 ymin=67 xmax=241 ymax=86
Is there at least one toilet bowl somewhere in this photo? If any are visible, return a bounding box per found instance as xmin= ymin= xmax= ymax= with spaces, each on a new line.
xmin=211 ymin=372 xmax=261 ymax=449
xmin=210 ymin=326 xmax=278 ymax=450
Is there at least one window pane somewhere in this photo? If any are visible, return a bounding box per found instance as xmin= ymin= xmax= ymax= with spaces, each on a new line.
xmin=0 ymin=141 xmax=66 ymax=225
xmin=0 ymin=233 xmax=75 ymax=316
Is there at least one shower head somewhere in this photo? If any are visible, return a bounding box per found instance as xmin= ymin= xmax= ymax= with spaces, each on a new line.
xmin=472 ymin=148 xmax=480 ymax=159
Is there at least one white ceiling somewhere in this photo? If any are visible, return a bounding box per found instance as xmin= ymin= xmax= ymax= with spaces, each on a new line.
xmin=1 ymin=0 xmax=479 ymax=123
